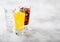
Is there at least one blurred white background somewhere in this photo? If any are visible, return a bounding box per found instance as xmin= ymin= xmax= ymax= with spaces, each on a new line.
xmin=0 ymin=0 xmax=60 ymax=42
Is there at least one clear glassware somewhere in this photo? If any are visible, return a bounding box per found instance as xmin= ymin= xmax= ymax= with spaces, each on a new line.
xmin=15 ymin=3 xmax=31 ymax=36
xmin=4 ymin=8 xmax=16 ymax=33
xmin=4 ymin=0 xmax=31 ymax=36
xmin=24 ymin=7 xmax=31 ymax=31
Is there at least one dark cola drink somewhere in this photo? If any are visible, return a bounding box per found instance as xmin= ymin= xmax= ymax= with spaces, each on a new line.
xmin=24 ymin=8 xmax=30 ymax=25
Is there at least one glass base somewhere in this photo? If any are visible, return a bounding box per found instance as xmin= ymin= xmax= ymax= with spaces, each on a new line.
xmin=24 ymin=25 xmax=32 ymax=31
xmin=15 ymin=25 xmax=32 ymax=36
xmin=15 ymin=31 xmax=24 ymax=37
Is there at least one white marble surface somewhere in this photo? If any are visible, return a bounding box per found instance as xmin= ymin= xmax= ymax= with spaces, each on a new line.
xmin=0 ymin=0 xmax=60 ymax=42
